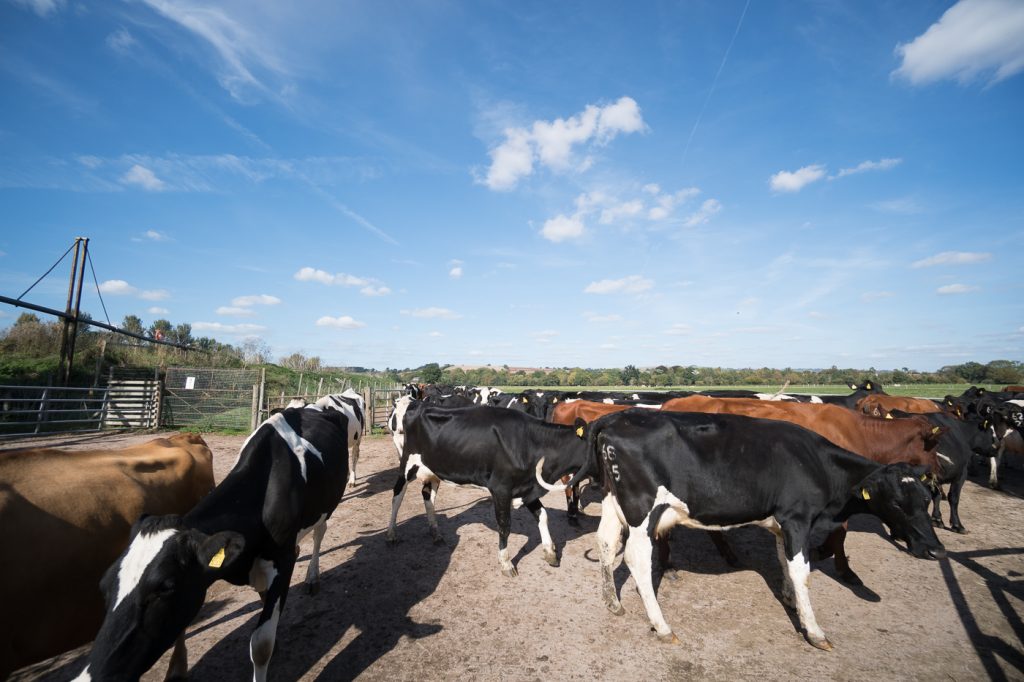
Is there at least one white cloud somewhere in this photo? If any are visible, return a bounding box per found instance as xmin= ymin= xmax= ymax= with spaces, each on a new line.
xmin=216 ymin=306 xmax=255 ymax=317
xmin=870 ymin=197 xmax=925 ymax=214
xmin=584 ymin=312 xmax=623 ymax=323
xmin=359 ymin=285 xmax=391 ymax=296
xmin=98 ymin=279 xmax=136 ymax=295
xmin=533 ymin=330 xmax=559 ymax=343
xmin=315 ymin=315 xmax=366 ymax=329
xmin=106 ymin=27 xmax=137 ymax=55
xmin=428 ymin=331 xmax=443 ymax=337
xmin=148 ymin=306 xmax=169 ymax=315
xmin=132 ymin=229 xmax=170 ymax=243
xmin=937 ymin=283 xmax=980 ymax=294
xmin=599 ymin=200 xmax=644 ymax=224
xmin=77 ymin=155 xmax=102 ymax=169
xmin=139 ymin=289 xmax=170 ymax=301
xmin=893 ymin=0 xmax=1024 ymax=86
xmin=401 ymin=307 xmax=462 ymax=319
xmin=911 ymin=251 xmax=992 ymax=268
xmin=449 ymin=259 xmax=463 ymax=279
xmin=192 ymin=322 xmax=267 ymax=335
xmin=294 ymin=267 xmax=389 ymax=296
xmin=769 ymin=164 xmax=827 ymax=193
xmin=861 ymin=291 xmax=895 ymax=302
xmin=664 ymin=324 xmax=692 ymax=335
xmin=121 ymin=164 xmax=166 ymax=191
xmin=648 ymin=188 xmax=700 ymax=221
xmin=542 ymin=214 xmax=586 ymax=242
xmin=9 ymin=0 xmax=62 ymax=17
xmin=231 ymin=294 xmax=281 ymax=306
xmin=483 ymin=96 xmax=646 ymax=191
xmin=683 ymin=198 xmax=722 ymax=227
xmin=833 ymin=158 xmax=902 ymax=179
xmin=584 ymin=275 xmax=654 ymax=295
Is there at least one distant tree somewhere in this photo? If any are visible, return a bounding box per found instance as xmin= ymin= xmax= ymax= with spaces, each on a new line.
xmin=122 ymin=314 xmax=144 ymax=336
xmin=620 ymin=364 xmax=641 ymax=385
xmin=420 ymin=363 xmax=443 ymax=383
xmin=171 ymin=323 xmax=193 ymax=346
xmin=148 ymin=319 xmax=172 ymax=341
xmin=240 ymin=338 xmax=272 ymax=365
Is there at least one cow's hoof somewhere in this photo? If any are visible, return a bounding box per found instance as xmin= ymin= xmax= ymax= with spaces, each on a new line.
xmin=839 ymin=569 xmax=863 ymax=587
xmin=605 ymin=600 xmax=625 ymax=616
xmin=951 ymin=526 xmax=968 ymax=535
xmin=656 ymin=631 xmax=680 ymax=644
xmin=567 ymin=516 xmax=581 ymax=527
xmin=990 ymin=483 xmax=1001 ymax=491
xmin=305 ymin=581 xmax=320 ymax=596
xmin=543 ymin=548 xmax=559 ymax=567
xmin=431 ymin=532 xmax=446 ymax=545
xmin=931 ymin=518 xmax=944 ymax=528
xmin=661 ymin=568 xmax=681 ymax=581
xmin=808 ymin=635 xmax=833 ymax=651
xmin=501 ymin=566 xmax=518 ymax=578
xmin=385 ymin=532 xmax=398 ymax=545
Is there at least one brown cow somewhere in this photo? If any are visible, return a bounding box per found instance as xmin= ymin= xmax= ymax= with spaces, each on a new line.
xmin=855 ymin=394 xmax=942 ymax=417
xmin=659 ymin=395 xmax=946 ymax=585
xmin=0 ymin=433 xmax=215 ymax=678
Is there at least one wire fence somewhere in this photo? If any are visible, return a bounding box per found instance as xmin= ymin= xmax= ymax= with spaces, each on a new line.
xmin=161 ymin=367 xmax=262 ymax=432
xmin=0 ymin=382 xmax=159 ymax=438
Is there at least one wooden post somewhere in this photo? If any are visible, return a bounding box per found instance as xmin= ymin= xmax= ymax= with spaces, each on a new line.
xmin=317 ymin=377 xmax=324 ymax=399
xmin=57 ymin=238 xmax=83 ymax=386
xmin=251 ymin=383 xmax=259 ymax=431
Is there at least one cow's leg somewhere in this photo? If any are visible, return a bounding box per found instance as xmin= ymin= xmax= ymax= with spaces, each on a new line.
xmin=249 ymin=557 xmax=295 ymax=682
xmin=386 ymin=473 xmax=409 ymax=543
xmin=422 ymin=480 xmax=443 ymax=543
xmin=946 ymin=468 xmax=968 ymax=534
xmin=163 ymin=633 xmax=188 ymax=681
xmin=706 ymin=530 xmax=739 ymax=567
xmin=525 ymin=498 xmax=558 ymax=566
xmin=347 ymin=437 xmax=361 ymax=488
xmin=561 ymin=475 xmax=580 ymax=526
xmin=493 ymin=492 xmax=517 ymax=577
xmin=301 ymin=513 xmax=329 ymax=594
xmin=822 ymin=524 xmax=860 ymax=586
xmin=623 ymin=517 xmax=678 ymax=643
xmin=930 ymin=480 xmax=945 ymax=528
xmin=778 ymin=528 xmax=830 ymax=651
xmin=989 ymin=447 xmax=1003 ymax=489
xmin=597 ymin=494 xmax=625 ymax=615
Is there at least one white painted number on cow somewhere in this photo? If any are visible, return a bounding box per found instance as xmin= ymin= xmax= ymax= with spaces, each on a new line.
xmin=601 ymin=443 xmax=621 ymax=482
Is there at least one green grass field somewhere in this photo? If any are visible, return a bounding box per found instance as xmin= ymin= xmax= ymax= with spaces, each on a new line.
xmin=499 ymin=384 xmax=999 ymax=399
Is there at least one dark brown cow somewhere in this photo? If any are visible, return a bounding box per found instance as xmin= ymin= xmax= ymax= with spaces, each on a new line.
xmin=0 ymin=434 xmax=214 ymax=678
xmin=659 ymin=395 xmax=946 ymax=584
xmin=855 ymin=394 xmax=942 ymax=417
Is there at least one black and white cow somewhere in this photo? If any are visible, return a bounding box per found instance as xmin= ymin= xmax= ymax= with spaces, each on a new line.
xmin=311 ymin=389 xmax=366 ymax=488
xmin=73 ymin=406 xmax=349 ymax=682
xmin=387 ymin=403 xmax=589 ymax=577
xmin=538 ymin=409 xmax=945 ymax=650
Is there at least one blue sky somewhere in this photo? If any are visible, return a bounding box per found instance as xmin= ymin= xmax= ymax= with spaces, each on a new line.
xmin=1 ymin=0 xmax=1022 ymax=371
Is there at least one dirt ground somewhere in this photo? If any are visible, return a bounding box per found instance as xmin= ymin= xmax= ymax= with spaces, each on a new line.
xmin=7 ymin=430 xmax=1024 ymax=681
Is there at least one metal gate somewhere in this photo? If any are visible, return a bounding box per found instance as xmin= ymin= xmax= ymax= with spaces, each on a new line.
xmin=368 ymin=387 xmax=404 ymax=433
xmin=161 ymin=368 xmax=261 ymax=431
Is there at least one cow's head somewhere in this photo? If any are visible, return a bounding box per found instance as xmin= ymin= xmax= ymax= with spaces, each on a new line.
xmin=853 ymin=463 xmax=945 ymax=560
xmin=77 ymin=515 xmax=245 ymax=681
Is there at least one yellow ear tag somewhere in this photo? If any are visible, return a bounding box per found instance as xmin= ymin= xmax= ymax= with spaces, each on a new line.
xmin=885 ymin=413 xmax=893 ymax=420
xmin=208 ymin=547 xmax=226 ymax=569
xmin=576 ymin=426 xmax=584 ymax=438
xmin=920 ymin=474 xmax=928 ymax=482
xmin=553 ymin=398 xmax=559 ymax=403
xmin=861 ymin=488 xmax=871 ymax=500
xmin=932 ymin=426 xmax=941 ymax=434
xmin=866 ymin=382 xmax=872 ymax=390
xmin=523 ymin=397 xmax=528 ymax=403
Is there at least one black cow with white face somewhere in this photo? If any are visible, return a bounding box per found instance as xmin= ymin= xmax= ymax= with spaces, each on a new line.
xmin=539 ymin=409 xmax=944 ymax=650
xmin=387 ymin=403 xmax=589 ymax=577
xmin=74 ymin=406 xmax=349 ymax=682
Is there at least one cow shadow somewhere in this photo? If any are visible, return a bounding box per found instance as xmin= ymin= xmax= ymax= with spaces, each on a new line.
xmin=342 ymin=468 xmax=402 ymax=501
xmin=186 ymin=518 xmax=464 ymax=681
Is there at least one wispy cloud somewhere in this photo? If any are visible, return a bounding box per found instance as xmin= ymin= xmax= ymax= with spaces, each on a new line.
xmin=911 ymin=251 xmax=992 ymax=268
xmin=121 ymin=164 xmax=166 ymax=191
xmin=584 ymin=275 xmax=654 ymax=295
xmin=98 ymin=279 xmax=170 ymax=300
xmin=294 ymin=267 xmax=390 ymax=296
xmin=449 ymin=260 xmax=463 ymax=279
xmin=542 ymin=214 xmax=586 ymax=242
xmin=231 ymin=294 xmax=280 ymax=306
xmin=192 ymin=321 xmax=266 ymax=335
xmin=769 ymin=164 xmax=827 ymax=193
xmin=106 ymin=27 xmax=138 ymax=55
xmin=148 ymin=306 xmax=169 ymax=315
xmin=131 ymin=229 xmax=170 ymax=242
xmin=861 ymin=291 xmax=895 ymax=302
xmin=683 ymin=199 xmax=722 ymax=227
xmin=937 ymin=283 xmax=980 ymax=294
xmin=9 ymin=0 xmax=62 ymax=17
xmin=833 ymin=158 xmax=902 ymax=179
xmin=584 ymin=312 xmax=623 ymax=323
xmin=482 ymin=96 xmax=646 ymax=191
xmin=664 ymin=323 xmax=692 ymax=335
xmin=316 ymin=315 xmax=366 ymax=329
xmin=870 ymin=197 xmax=924 ymax=214
xmin=893 ymin=0 xmax=1024 ymax=87
xmin=401 ymin=307 xmax=462 ymax=319
xmin=216 ymin=306 xmax=255 ymax=317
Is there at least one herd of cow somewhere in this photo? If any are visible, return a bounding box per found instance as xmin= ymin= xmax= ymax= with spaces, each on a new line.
xmin=1 ymin=381 xmax=1021 ymax=680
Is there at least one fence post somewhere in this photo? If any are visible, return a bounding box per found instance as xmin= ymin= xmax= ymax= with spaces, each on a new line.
xmin=317 ymin=378 xmax=324 ymax=399
xmin=251 ymin=383 xmax=259 ymax=431
xmin=363 ymin=387 xmax=371 ymax=435
xmin=35 ymin=387 xmax=50 ymax=434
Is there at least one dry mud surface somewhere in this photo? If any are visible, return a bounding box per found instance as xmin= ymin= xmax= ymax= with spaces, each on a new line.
xmin=7 ymin=430 xmax=1024 ymax=681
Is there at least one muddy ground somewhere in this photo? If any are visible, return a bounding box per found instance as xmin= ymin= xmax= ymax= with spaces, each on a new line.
xmin=7 ymin=430 xmax=1024 ymax=681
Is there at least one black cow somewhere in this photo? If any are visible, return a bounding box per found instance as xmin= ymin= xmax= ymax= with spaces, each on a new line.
xmin=539 ymin=409 xmax=944 ymax=650
xmin=73 ymin=406 xmax=349 ymax=681
xmin=386 ymin=403 xmax=588 ymax=577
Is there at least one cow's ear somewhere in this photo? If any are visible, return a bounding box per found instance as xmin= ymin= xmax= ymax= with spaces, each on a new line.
xmin=573 ymin=418 xmax=588 ymax=440
xmin=195 ymin=531 xmax=245 ymax=576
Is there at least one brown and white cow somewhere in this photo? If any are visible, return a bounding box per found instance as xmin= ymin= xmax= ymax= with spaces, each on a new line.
xmin=0 ymin=434 xmax=214 ymax=678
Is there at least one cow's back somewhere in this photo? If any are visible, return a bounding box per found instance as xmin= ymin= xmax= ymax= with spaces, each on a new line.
xmin=0 ymin=433 xmax=214 ymax=676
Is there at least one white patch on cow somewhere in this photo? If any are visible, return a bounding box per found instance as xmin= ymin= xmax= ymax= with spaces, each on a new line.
xmin=650 ymin=485 xmax=777 ymax=534
xmin=249 ymin=599 xmax=281 ymax=682
xmin=498 ymin=546 xmax=513 ymax=574
xmin=71 ymin=666 xmax=91 ymax=682
xmin=114 ymin=528 xmax=178 ymax=611
xmin=785 ymin=549 xmax=827 ymax=645
xmin=603 ymin=398 xmax=614 ymax=404
xmin=537 ymin=507 xmax=553 ymax=549
xmin=936 ymin=451 xmax=953 ymax=466
xmin=635 ymin=403 xmax=661 ymax=410
xmin=631 ymin=393 xmax=641 ymax=401
xmin=901 ymin=476 xmax=917 ymax=484
xmin=234 ymin=413 xmax=323 ymax=479
xmin=810 ymin=396 xmax=823 ymax=404
xmin=512 ymin=497 xmax=524 ymax=509
xmin=249 ymin=558 xmax=278 ymax=594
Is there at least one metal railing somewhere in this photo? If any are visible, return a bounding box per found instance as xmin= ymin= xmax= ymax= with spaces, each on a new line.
xmin=0 ymin=382 xmax=159 ymax=438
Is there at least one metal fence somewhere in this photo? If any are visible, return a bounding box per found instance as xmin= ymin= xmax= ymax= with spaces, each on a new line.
xmin=368 ymin=387 xmax=404 ymax=432
xmin=0 ymin=382 xmax=159 ymax=438
xmin=161 ymin=367 xmax=262 ymax=431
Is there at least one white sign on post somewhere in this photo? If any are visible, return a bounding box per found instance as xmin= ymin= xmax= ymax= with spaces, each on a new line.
xmin=185 ymin=377 xmax=196 ymax=390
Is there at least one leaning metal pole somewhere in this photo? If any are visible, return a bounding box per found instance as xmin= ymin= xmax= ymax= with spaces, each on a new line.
xmin=57 ymin=237 xmax=84 ymax=386
xmin=62 ymin=237 xmax=90 ymax=386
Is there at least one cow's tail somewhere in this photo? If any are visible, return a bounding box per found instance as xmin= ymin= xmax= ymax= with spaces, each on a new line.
xmin=534 ymin=416 xmax=600 ymax=492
